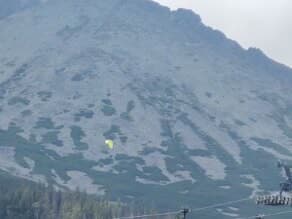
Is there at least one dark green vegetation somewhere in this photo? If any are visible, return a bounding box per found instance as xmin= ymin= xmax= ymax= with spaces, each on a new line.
xmin=0 ymin=171 xmax=146 ymax=219
xmin=1 ymin=0 xmax=292 ymax=218
xmin=37 ymin=91 xmax=52 ymax=102
xmin=120 ymin=100 xmax=135 ymax=121
xmin=0 ymin=124 xmax=96 ymax=183
xmin=70 ymin=126 xmax=89 ymax=150
xmin=74 ymin=109 xmax=94 ymax=122
xmin=8 ymin=97 xmax=30 ymax=106
xmin=101 ymin=99 xmax=116 ymax=116
xmin=1 ymin=114 xmax=289 ymax=218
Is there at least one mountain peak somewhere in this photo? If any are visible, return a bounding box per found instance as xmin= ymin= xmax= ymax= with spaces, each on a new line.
xmin=172 ymin=8 xmax=202 ymax=25
xmin=0 ymin=0 xmax=292 ymax=217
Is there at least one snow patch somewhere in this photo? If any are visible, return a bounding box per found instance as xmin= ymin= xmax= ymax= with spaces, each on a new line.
xmin=192 ymin=156 xmax=226 ymax=180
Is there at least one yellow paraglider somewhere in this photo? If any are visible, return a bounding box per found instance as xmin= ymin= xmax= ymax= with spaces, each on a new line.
xmin=105 ymin=139 xmax=114 ymax=149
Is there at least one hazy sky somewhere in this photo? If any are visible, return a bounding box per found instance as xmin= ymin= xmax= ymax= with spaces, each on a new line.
xmin=154 ymin=0 xmax=292 ymax=67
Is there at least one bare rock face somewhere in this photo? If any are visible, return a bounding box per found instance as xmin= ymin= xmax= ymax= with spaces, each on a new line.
xmin=0 ymin=0 xmax=41 ymax=19
xmin=0 ymin=0 xmax=292 ymax=217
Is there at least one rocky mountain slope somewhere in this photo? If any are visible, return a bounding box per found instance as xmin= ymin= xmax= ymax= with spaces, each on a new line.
xmin=1 ymin=0 xmax=292 ymax=217
xmin=0 ymin=0 xmax=42 ymax=19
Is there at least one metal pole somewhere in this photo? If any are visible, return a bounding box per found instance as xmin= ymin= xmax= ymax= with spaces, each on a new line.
xmin=181 ymin=209 xmax=190 ymax=219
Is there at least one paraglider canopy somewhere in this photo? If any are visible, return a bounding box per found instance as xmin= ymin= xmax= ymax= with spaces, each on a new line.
xmin=105 ymin=139 xmax=114 ymax=149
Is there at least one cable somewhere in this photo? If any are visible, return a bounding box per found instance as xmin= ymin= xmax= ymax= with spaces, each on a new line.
xmin=113 ymin=197 xmax=251 ymax=219
xmin=191 ymin=197 xmax=252 ymax=212
xmin=237 ymin=209 xmax=292 ymax=219
xmin=112 ymin=210 xmax=181 ymax=219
